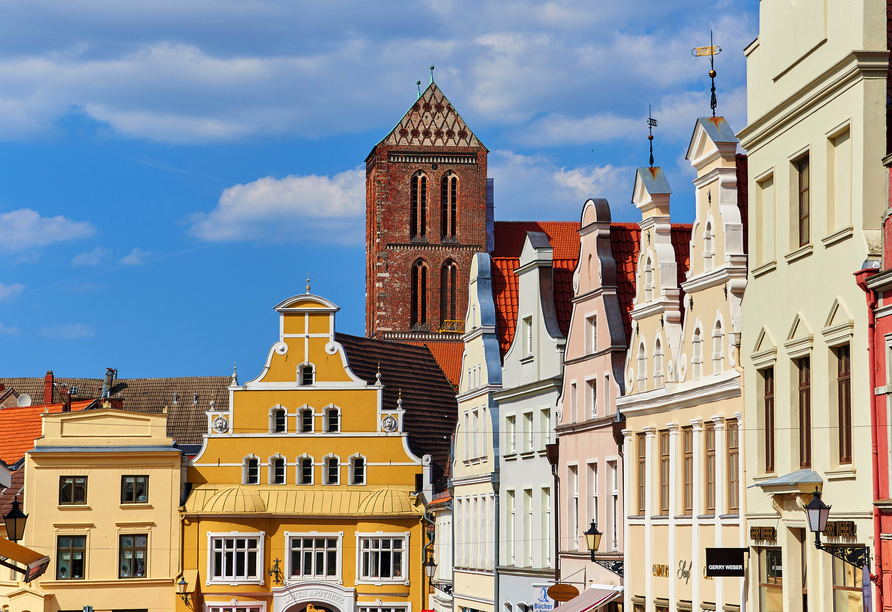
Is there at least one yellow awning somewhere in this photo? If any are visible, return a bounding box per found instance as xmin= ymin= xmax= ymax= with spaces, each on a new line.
xmin=0 ymin=537 xmax=51 ymax=582
xmin=185 ymin=485 xmax=420 ymax=516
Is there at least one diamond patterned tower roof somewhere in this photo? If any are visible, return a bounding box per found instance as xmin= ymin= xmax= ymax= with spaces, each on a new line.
xmin=376 ymin=82 xmax=486 ymax=150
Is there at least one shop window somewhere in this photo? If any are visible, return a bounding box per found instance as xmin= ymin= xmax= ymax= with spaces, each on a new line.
xmin=832 ymin=551 xmax=863 ymax=612
xmin=758 ymin=548 xmax=783 ymax=612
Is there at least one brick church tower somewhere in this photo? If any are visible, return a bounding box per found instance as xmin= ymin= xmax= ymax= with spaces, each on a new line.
xmin=366 ymin=81 xmax=491 ymax=343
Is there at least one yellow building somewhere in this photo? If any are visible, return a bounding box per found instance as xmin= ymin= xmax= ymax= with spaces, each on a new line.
xmin=21 ymin=408 xmax=182 ymax=612
xmin=179 ymin=292 xmax=456 ymax=612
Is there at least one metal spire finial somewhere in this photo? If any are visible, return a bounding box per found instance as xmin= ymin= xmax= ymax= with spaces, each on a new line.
xmin=692 ymin=31 xmax=722 ymax=117
xmin=306 ymin=274 xmax=310 ymax=294
xmin=430 ymin=65 xmax=435 ymax=84
xmin=417 ymin=80 xmax=422 ymax=99
xmin=647 ymin=105 xmax=658 ymax=168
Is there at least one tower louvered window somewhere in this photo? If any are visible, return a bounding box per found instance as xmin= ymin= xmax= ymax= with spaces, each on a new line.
xmin=440 ymin=260 xmax=457 ymax=328
xmin=441 ymin=173 xmax=458 ymax=238
xmin=411 ymin=173 xmax=427 ymax=238
xmin=411 ymin=260 xmax=428 ymax=327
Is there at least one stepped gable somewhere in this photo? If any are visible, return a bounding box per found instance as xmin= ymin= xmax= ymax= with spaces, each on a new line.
xmin=491 ymin=221 xmax=579 ymax=358
xmin=405 ymin=341 xmax=463 ymax=389
xmin=335 ymin=333 xmax=458 ymax=489
xmin=0 ymin=375 xmax=230 ymax=445
xmin=377 ymin=82 xmax=484 ymax=150
xmin=0 ymin=399 xmax=97 ymax=464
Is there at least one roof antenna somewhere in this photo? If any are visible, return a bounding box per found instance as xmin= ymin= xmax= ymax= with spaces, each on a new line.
xmin=306 ymin=273 xmax=311 ymax=294
xmin=647 ymin=105 xmax=658 ymax=168
xmin=692 ymin=31 xmax=722 ymax=117
xmin=430 ymin=65 xmax=435 ymax=85
xmin=417 ymin=80 xmax=422 ymax=99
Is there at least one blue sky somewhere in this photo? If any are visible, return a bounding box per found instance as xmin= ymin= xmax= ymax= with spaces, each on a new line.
xmin=0 ymin=0 xmax=757 ymax=378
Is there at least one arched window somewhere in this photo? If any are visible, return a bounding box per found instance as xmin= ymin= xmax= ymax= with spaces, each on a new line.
xmin=712 ymin=319 xmax=724 ymax=375
xmin=644 ymin=257 xmax=654 ymax=302
xmin=325 ymin=406 xmax=340 ymax=433
xmin=441 ymin=172 xmax=458 ymax=238
xmin=297 ymin=455 xmax=314 ymax=485
xmin=637 ymin=342 xmax=646 ymax=392
xmin=411 ymin=172 xmax=427 ymax=238
xmin=269 ymin=455 xmax=286 ymax=485
xmin=324 ymin=455 xmax=340 ymax=485
xmin=411 ymin=259 xmax=428 ymax=328
xmin=703 ymin=221 xmax=714 ymax=271
xmin=692 ymin=327 xmax=703 ymax=380
xmin=270 ymin=406 xmax=286 ymax=433
xmin=350 ymin=455 xmax=367 ymax=485
xmin=300 ymin=364 xmax=314 ymax=386
xmin=653 ymin=338 xmax=663 ymax=388
xmin=440 ymin=259 xmax=458 ymax=328
xmin=243 ymin=455 xmax=260 ymax=485
xmin=299 ymin=407 xmax=314 ymax=433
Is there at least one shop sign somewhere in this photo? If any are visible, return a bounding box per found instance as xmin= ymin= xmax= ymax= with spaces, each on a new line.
xmin=546 ymin=584 xmax=579 ymax=602
xmin=534 ymin=587 xmax=555 ymax=612
xmin=653 ymin=564 xmax=670 ymax=577
xmin=750 ymin=526 xmax=776 ymax=542
xmin=705 ymin=548 xmax=747 ymax=577
xmin=824 ymin=521 xmax=857 ymax=539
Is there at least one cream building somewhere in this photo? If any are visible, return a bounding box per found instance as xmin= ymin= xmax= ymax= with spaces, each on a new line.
xmin=737 ymin=0 xmax=886 ymax=610
xmin=452 ymin=253 xmax=503 ymax=612
xmin=618 ymin=124 xmax=748 ymax=612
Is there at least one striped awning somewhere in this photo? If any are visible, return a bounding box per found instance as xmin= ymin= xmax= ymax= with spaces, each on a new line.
xmin=552 ymin=587 xmax=622 ymax=612
xmin=0 ymin=537 xmax=50 ymax=582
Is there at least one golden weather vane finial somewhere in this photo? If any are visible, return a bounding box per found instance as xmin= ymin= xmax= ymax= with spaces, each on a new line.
xmin=692 ymin=30 xmax=722 ymax=117
xmin=647 ymin=105 xmax=658 ymax=168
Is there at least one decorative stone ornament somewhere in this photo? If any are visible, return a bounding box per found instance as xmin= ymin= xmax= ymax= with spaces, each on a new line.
xmin=212 ymin=416 xmax=229 ymax=434
xmin=382 ymin=415 xmax=398 ymax=432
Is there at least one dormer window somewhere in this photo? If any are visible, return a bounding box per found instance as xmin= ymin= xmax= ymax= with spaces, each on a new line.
xmin=300 ymin=365 xmax=315 ymax=386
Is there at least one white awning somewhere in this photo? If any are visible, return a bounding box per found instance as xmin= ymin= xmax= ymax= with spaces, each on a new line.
xmin=552 ymin=587 xmax=623 ymax=612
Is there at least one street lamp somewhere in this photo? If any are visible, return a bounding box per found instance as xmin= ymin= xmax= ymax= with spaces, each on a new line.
xmin=424 ymin=557 xmax=437 ymax=586
xmin=583 ymin=520 xmax=623 ymax=577
xmin=4 ymin=496 xmax=27 ymax=542
xmin=805 ymin=487 xmax=869 ymax=569
xmin=178 ymin=575 xmax=193 ymax=605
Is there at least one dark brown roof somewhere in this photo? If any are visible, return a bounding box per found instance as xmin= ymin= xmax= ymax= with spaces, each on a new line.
xmin=336 ymin=333 xmax=457 ymax=490
xmin=0 ymin=467 xmax=24 ymax=522
xmin=0 ymin=375 xmax=230 ymax=445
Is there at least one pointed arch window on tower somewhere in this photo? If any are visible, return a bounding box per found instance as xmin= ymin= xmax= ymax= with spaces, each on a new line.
xmin=712 ymin=319 xmax=723 ymax=374
xmin=411 ymin=172 xmax=428 ymax=239
xmin=440 ymin=260 xmax=458 ymax=328
xmin=411 ymin=260 xmax=428 ymax=328
xmin=637 ymin=342 xmax=647 ymax=392
xmin=653 ymin=339 xmax=663 ymax=388
xmin=441 ymin=172 xmax=458 ymax=238
xmin=644 ymin=258 xmax=654 ymax=302
xmin=703 ymin=221 xmax=714 ymax=271
xmin=692 ymin=327 xmax=703 ymax=380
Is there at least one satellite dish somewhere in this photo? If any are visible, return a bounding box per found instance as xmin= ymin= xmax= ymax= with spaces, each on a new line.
xmin=17 ymin=394 xmax=32 ymax=407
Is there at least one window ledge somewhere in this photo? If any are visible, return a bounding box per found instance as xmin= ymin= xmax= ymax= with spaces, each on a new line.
xmin=784 ymin=244 xmax=814 ymax=263
xmin=519 ymin=451 xmax=536 ymax=459
xmin=821 ymin=226 xmax=854 ymax=247
xmin=206 ymin=578 xmax=265 ymax=586
xmin=57 ymin=505 xmax=91 ymax=510
xmin=752 ymin=260 xmax=777 ymax=278
xmin=120 ymin=503 xmax=153 ymax=509
xmin=825 ymin=465 xmax=857 ymax=481
xmin=520 ymin=355 xmax=535 ymax=364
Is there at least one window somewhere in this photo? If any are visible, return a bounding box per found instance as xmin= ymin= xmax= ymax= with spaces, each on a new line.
xmin=507 ymin=490 xmax=516 ymax=564
xmin=59 ymin=476 xmax=87 ymax=505
xmin=471 ymin=408 xmax=480 ymax=458
xmin=121 ymin=475 xmax=148 ymax=504
xmin=210 ymin=607 xmax=263 ymax=612
xmin=290 ymin=536 xmax=338 ymax=579
xmin=243 ymin=456 xmax=260 ymax=485
xmin=712 ymin=320 xmax=723 ymax=374
xmin=411 ymin=172 xmax=427 ymax=238
xmin=325 ymin=456 xmax=340 ymax=485
xmin=411 ymin=260 xmax=428 ymax=327
xmin=542 ymin=488 xmax=552 ymax=566
xmin=57 ymin=535 xmax=86 ymax=579
xmin=569 ymin=383 xmax=577 ymax=423
xmin=798 ymin=156 xmax=810 ymax=246
xmin=568 ymin=466 xmax=579 ymax=549
xmin=637 ymin=342 xmax=646 ymax=392
xmin=799 ymin=357 xmax=812 ymax=468
xmin=210 ymin=534 xmax=261 ymax=582
xmin=463 ymin=411 xmax=470 ymax=461
xmin=300 ymin=365 xmax=314 ymax=386
xmin=705 ymin=423 xmax=716 ymax=514
xmin=832 ymin=551 xmax=863 ymax=612
xmin=756 ymin=174 xmax=776 ymax=265
xmin=587 ymin=462 xmax=598 ymax=528
xmin=522 ymin=316 xmax=533 ymax=356
xmin=325 ymin=406 xmax=340 ymax=433
xmin=524 ymin=411 xmax=534 ymax=452
xmin=586 ymin=315 xmax=597 ymax=354
xmin=540 ymin=408 xmax=553 ymax=447
xmin=828 ymin=128 xmax=852 ymax=234
xmin=441 ymin=172 xmax=458 ymax=238
xmin=586 ymin=379 xmax=597 ymax=419
xmin=359 ymin=536 xmax=405 ymax=580
xmin=703 ymin=221 xmax=714 ymax=271
xmin=440 ymin=260 xmax=458 ymax=327
xmin=764 ymin=367 xmax=776 ymax=473
xmin=300 ymin=407 xmax=314 ymax=433
xmin=361 ymin=607 xmax=408 ymax=612
xmin=604 ymin=373 xmax=610 ymax=415
xmin=837 ymin=345 xmax=852 ymax=464
xmin=637 ymin=433 xmax=646 ymax=516
xmin=692 ymin=328 xmax=702 ymax=380
xmin=119 ymin=534 xmax=147 ymax=578
xmin=608 ymin=461 xmax=618 ymax=550
xmin=298 ymin=456 xmax=314 ymax=485
xmin=659 ymin=431 xmax=669 ymax=516
xmin=270 ymin=456 xmax=286 ymax=485
xmin=350 ymin=456 xmax=366 ymax=485
xmin=728 ymin=420 xmax=739 ymax=513
xmin=523 ymin=489 xmax=533 ymax=567
xmin=683 ymin=427 xmax=693 ymax=515
xmin=759 ymin=548 xmax=783 ymax=612
xmin=644 ymin=257 xmax=654 ymax=301
xmin=272 ymin=407 xmax=286 ymax=433
xmin=654 ymin=338 xmax=664 ymax=388
xmin=506 ymin=415 xmax=516 ymax=454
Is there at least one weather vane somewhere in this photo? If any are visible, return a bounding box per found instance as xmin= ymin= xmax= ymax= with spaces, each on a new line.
xmin=692 ymin=31 xmax=722 ymax=117
xmin=647 ymin=105 xmax=658 ymax=168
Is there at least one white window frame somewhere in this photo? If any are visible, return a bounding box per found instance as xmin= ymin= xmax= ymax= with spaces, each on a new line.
xmin=242 ymin=454 xmax=260 ymax=485
xmin=296 ymin=454 xmax=315 ymax=485
xmin=539 ymin=407 xmax=552 ymax=448
xmin=299 ymin=363 xmax=315 ymax=386
xmin=584 ymin=377 xmax=597 ymax=419
xmin=567 ymin=463 xmax=579 ymax=550
xmin=268 ymin=454 xmax=286 ymax=485
xmin=506 ymin=489 xmax=516 ymax=565
xmin=284 ymin=531 xmax=343 ymax=583
xmin=505 ymin=413 xmax=517 ymax=455
xmin=587 ymin=460 xmax=598 ymax=530
xmin=604 ymin=373 xmax=610 ymax=415
xmin=299 ymin=406 xmax=315 ymax=433
xmin=585 ymin=313 xmax=598 ymax=355
xmin=355 ymin=532 xmax=410 ymax=584
xmin=350 ymin=453 xmax=367 ymax=485
xmin=206 ymin=531 xmax=265 ymax=586
xmin=608 ymin=459 xmax=619 ymax=551
xmin=270 ymin=405 xmax=287 ymax=433
xmin=358 ymin=605 xmax=410 ymax=612
xmin=523 ymin=410 xmax=534 ymax=453
xmin=205 ymin=601 xmax=267 ymax=612
xmin=522 ymin=316 xmax=533 ymax=356
xmin=323 ymin=454 xmax=341 ymax=485
xmin=324 ymin=405 xmax=341 ymax=433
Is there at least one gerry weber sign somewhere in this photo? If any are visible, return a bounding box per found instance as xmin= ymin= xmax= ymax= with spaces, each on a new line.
xmin=705 ymin=548 xmax=748 ymax=577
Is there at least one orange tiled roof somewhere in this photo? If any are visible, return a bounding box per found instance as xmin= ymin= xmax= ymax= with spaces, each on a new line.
xmin=609 ymin=223 xmax=642 ymax=344
xmin=0 ymin=399 xmax=96 ymax=464
xmin=405 ymin=341 xmax=463 ymax=389
xmin=492 ymin=221 xmax=580 ymax=259
xmin=0 ymin=467 xmax=24 ymax=520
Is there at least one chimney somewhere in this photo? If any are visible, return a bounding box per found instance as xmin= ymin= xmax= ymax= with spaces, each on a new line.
xmin=61 ymin=385 xmax=71 ymax=412
xmin=102 ymin=368 xmax=117 ymax=398
xmin=44 ymin=370 xmax=54 ymax=404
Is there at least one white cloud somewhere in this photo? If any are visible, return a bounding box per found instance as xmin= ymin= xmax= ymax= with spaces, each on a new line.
xmin=0 ymin=281 xmax=24 ymax=302
xmin=0 ymin=323 xmax=19 ymax=336
xmin=120 ymin=248 xmax=151 ymax=266
xmin=0 ymin=209 xmax=95 ymax=253
xmin=39 ymin=323 xmax=94 ymax=339
xmin=189 ymin=167 xmax=366 ymax=244
xmin=71 ymin=246 xmax=110 ymax=266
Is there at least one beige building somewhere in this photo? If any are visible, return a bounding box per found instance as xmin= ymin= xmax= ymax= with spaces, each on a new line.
xmin=618 ymin=118 xmax=748 ymax=612
xmin=737 ymin=0 xmax=886 ymax=610
xmin=23 ymin=408 xmax=182 ymax=612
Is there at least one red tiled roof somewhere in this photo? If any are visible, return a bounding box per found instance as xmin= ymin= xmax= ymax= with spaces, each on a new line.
xmin=492 ymin=221 xmax=581 ymax=259
xmin=0 ymin=399 xmax=96 ymax=464
xmin=609 ymin=223 xmax=642 ymax=344
xmin=672 ymin=225 xmax=693 ymax=315
xmin=405 ymin=341 xmax=464 ymax=389
xmin=0 ymin=467 xmax=24 ymax=521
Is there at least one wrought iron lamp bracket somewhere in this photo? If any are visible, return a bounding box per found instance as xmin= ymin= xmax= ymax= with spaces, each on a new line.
xmin=591 ymin=552 xmax=624 ymax=577
xmin=816 ymin=541 xmax=869 ymax=569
